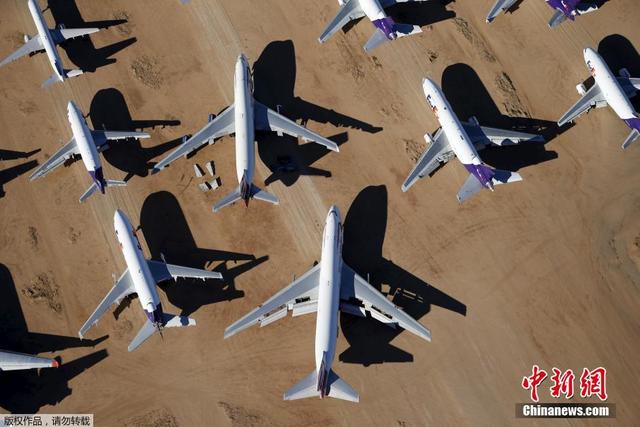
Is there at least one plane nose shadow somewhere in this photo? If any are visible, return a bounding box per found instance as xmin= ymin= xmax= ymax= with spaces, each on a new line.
xmin=47 ymin=0 xmax=136 ymax=73
xmin=252 ymin=40 xmax=382 ymax=187
xmin=441 ymin=63 xmax=561 ymax=172
xmin=338 ymin=186 xmax=466 ymax=366
xmin=89 ymin=88 xmax=182 ymax=181
xmin=140 ymin=191 xmax=267 ymax=317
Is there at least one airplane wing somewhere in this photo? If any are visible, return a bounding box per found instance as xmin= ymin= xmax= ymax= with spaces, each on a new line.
xmin=0 ymin=350 xmax=58 ymax=371
xmin=91 ymin=130 xmax=151 ymax=147
xmin=401 ymin=128 xmax=454 ymax=192
xmin=486 ymin=0 xmax=518 ymax=22
xmin=254 ymin=102 xmax=339 ymax=152
xmin=153 ymin=105 xmax=235 ymax=171
xmin=29 ymin=137 xmax=79 ymax=181
xmin=78 ymin=269 xmax=136 ymax=339
xmin=0 ymin=35 xmax=44 ymax=68
xmin=462 ymin=122 xmax=544 ymax=148
xmin=224 ymin=264 xmax=321 ymax=338
xmin=340 ymin=263 xmax=432 ymax=341
xmin=50 ymin=28 xmax=101 ymax=44
xmin=318 ymin=0 xmax=365 ymax=43
xmin=558 ymin=84 xmax=605 ymax=126
xmin=146 ymin=260 xmax=223 ymax=283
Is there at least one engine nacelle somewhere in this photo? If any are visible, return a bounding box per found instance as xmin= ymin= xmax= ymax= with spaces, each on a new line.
xmin=576 ymin=83 xmax=587 ymax=96
xmin=23 ymin=34 xmax=30 ymax=44
xmin=468 ymin=115 xmax=480 ymax=126
xmin=208 ymin=113 xmax=215 ymax=123
xmin=423 ymin=132 xmax=434 ymax=145
xmin=619 ymin=68 xmax=631 ymax=79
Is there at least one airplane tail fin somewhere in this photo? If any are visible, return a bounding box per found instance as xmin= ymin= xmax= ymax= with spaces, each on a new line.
xmin=284 ymin=369 xmax=359 ymax=402
xmin=79 ymin=182 xmax=99 ymax=203
xmin=127 ymin=314 xmax=195 ymax=352
xmin=622 ymin=129 xmax=640 ymax=150
xmin=457 ymin=167 xmax=522 ymax=203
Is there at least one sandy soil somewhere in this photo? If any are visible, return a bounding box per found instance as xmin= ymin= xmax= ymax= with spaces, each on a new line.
xmin=0 ymin=0 xmax=639 ymax=425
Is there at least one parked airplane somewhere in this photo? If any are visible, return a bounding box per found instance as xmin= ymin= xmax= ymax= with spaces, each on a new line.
xmin=0 ymin=0 xmax=104 ymax=87
xmin=402 ymin=78 xmax=543 ymax=202
xmin=29 ymin=101 xmax=149 ymax=203
xmin=153 ymin=54 xmax=339 ymax=212
xmin=79 ymin=209 xmax=223 ymax=352
xmin=225 ymin=205 xmax=431 ymax=402
xmin=559 ymin=48 xmax=640 ymax=150
xmin=486 ymin=0 xmax=598 ymax=27
xmin=319 ymin=0 xmax=427 ymax=52
xmin=0 ymin=350 xmax=58 ymax=371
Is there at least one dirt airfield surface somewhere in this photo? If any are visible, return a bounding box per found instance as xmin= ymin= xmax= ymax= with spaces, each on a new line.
xmin=0 ymin=0 xmax=639 ymax=425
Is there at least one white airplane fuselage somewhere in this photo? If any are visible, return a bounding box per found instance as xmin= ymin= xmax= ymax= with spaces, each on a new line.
xmin=584 ymin=48 xmax=638 ymax=122
xmin=233 ymin=54 xmax=255 ymax=190
xmin=314 ymin=205 xmax=343 ymax=397
xmin=27 ymin=0 xmax=65 ymax=80
xmin=422 ymin=78 xmax=495 ymax=189
xmin=68 ymin=102 xmax=101 ymax=175
xmin=114 ymin=209 xmax=163 ymax=325
xmin=360 ymin=0 xmax=387 ymax=21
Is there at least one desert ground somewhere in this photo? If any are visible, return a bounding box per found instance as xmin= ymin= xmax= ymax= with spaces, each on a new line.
xmin=0 ymin=0 xmax=639 ymax=425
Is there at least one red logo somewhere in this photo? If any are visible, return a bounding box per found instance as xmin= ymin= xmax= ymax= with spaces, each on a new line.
xmin=521 ymin=366 xmax=608 ymax=401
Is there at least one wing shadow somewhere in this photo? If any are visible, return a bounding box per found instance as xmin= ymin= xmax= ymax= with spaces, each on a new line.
xmin=140 ymin=191 xmax=267 ymax=316
xmin=47 ymin=0 xmax=135 ymax=72
xmin=0 ymin=264 xmax=108 ymax=412
xmin=252 ymin=40 xmax=382 ymax=187
xmin=441 ymin=63 xmax=559 ymax=172
xmin=339 ymin=186 xmax=466 ymax=366
xmin=89 ymin=88 xmax=182 ymax=181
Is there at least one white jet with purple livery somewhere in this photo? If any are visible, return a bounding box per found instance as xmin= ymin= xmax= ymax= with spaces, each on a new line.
xmin=559 ymin=48 xmax=640 ymax=150
xmin=0 ymin=349 xmax=59 ymax=371
xmin=29 ymin=101 xmax=149 ymax=203
xmin=153 ymin=54 xmax=338 ymax=212
xmin=486 ymin=0 xmax=598 ymax=27
xmin=319 ymin=0 xmax=427 ymax=52
xmin=224 ymin=206 xmax=431 ymax=402
xmin=0 ymin=0 xmax=103 ymax=87
xmin=79 ymin=209 xmax=223 ymax=352
xmin=402 ymin=78 xmax=544 ymax=202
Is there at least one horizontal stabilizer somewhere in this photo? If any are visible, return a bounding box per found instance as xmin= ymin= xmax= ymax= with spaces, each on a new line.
xmin=128 ymin=320 xmax=156 ymax=352
xmin=65 ymin=68 xmax=84 ymax=78
xmin=127 ymin=314 xmax=195 ymax=352
xmin=283 ymin=369 xmax=359 ymax=402
xmin=364 ymin=29 xmax=388 ymax=52
xmin=251 ymin=184 xmax=279 ymax=205
xmin=79 ymin=182 xmax=99 ymax=203
xmin=548 ymin=10 xmax=567 ymax=28
xmin=42 ymin=73 xmax=62 ymax=88
xmin=162 ymin=313 xmax=196 ymax=328
xmin=393 ymin=23 xmax=422 ymax=38
xmin=622 ymin=129 xmax=640 ymax=150
xmin=457 ymin=174 xmax=484 ymax=203
xmin=212 ymin=187 xmax=242 ymax=212
xmin=492 ymin=169 xmax=522 ymax=185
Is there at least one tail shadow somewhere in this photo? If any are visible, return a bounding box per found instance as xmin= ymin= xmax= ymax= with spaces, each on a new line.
xmin=386 ymin=0 xmax=456 ymax=27
xmin=0 ymin=160 xmax=39 ymax=199
xmin=89 ymin=88 xmax=182 ymax=180
xmin=441 ymin=63 xmax=559 ymax=172
xmin=339 ymin=186 xmax=466 ymax=366
xmin=140 ymin=192 xmax=267 ymax=316
xmin=252 ymin=40 xmax=382 ymax=187
xmin=47 ymin=0 xmax=135 ymax=72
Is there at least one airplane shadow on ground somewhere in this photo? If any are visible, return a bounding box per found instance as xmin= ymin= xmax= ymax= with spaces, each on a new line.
xmin=598 ymin=34 xmax=640 ymax=111
xmin=0 ymin=148 xmax=39 ymax=199
xmin=251 ymin=40 xmax=382 ymax=187
xmin=338 ymin=186 xmax=466 ymax=366
xmin=441 ymin=63 xmax=560 ymax=172
xmin=0 ymin=264 xmax=108 ymax=413
xmin=139 ymin=191 xmax=268 ymax=317
xmin=89 ymin=88 xmax=182 ymax=181
xmin=46 ymin=0 xmax=136 ymax=73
